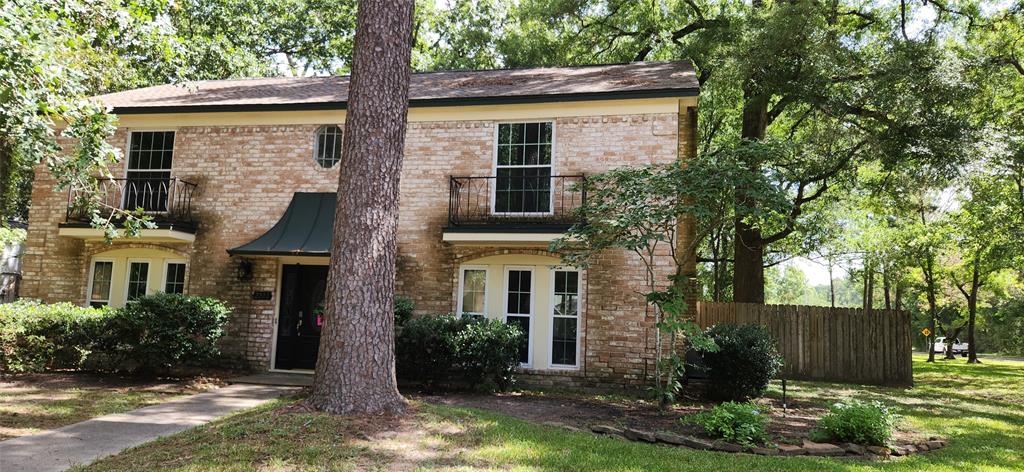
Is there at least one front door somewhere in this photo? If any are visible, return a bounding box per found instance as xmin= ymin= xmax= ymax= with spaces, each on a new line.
xmin=274 ymin=264 xmax=328 ymax=370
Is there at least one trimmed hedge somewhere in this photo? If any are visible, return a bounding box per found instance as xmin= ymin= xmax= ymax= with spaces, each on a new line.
xmin=0 ymin=295 xmax=230 ymax=375
xmin=395 ymin=314 xmax=522 ymax=392
xmin=702 ymin=324 xmax=783 ymax=401
xmin=0 ymin=301 xmax=111 ymax=373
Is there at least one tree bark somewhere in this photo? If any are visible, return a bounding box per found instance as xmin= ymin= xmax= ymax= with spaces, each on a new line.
xmin=308 ymin=0 xmax=415 ymax=415
xmin=966 ymin=256 xmax=981 ymax=364
xmin=828 ymin=262 xmax=836 ymax=308
xmin=732 ymin=92 xmax=769 ymax=303
xmin=924 ymin=254 xmax=938 ymax=363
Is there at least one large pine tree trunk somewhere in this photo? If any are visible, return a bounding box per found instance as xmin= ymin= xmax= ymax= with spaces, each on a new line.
xmin=308 ymin=0 xmax=415 ymax=415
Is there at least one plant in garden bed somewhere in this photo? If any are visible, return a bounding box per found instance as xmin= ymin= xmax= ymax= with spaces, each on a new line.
xmin=702 ymin=324 xmax=783 ymax=401
xmin=811 ymin=399 xmax=900 ymax=446
xmin=553 ymin=159 xmax=787 ymax=407
xmin=395 ymin=314 xmax=522 ymax=392
xmin=0 ymin=300 xmax=111 ymax=373
xmin=686 ymin=401 xmax=772 ymax=449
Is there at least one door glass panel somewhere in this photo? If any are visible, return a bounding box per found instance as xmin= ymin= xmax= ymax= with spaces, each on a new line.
xmin=506 ymin=269 xmax=532 ymax=364
xmin=164 ymin=263 xmax=186 ymax=294
xmin=460 ymin=269 xmax=486 ymax=317
xmin=552 ymin=270 xmax=579 ymax=366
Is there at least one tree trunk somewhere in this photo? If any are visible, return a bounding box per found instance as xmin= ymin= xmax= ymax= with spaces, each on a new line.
xmin=0 ymin=139 xmax=12 ymax=220
xmin=925 ymin=262 xmax=938 ymax=363
xmin=732 ymin=92 xmax=769 ymax=304
xmin=828 ymin=263 xmax=835 ymax=308
xmin=308 ymin=0 xmax=415 ymax=415
xmin=966 ymin=257 xmax=981 ymax=364
xmin=882 ymin=266 xmax=891 ymax=310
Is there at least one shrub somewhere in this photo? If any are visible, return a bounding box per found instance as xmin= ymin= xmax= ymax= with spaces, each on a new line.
xmin=99 ymin=293 xmax=230 ymax=374
xmin=394 ymin=295 xmax=415 ymax=326
xmin=811 ymin=400 xmax=899 ymax=446
xmin=0 ymin=300 xmax=111 ymax=373
xmin=454 ymin=318 xmax=522 ymax=391
xmin=395 ymin=314 xmax=522 ymax=392
xmin=689 ymin=401 xmax=771 ymax=448
xmin=702 ymin=324 xmax=783 ymax=401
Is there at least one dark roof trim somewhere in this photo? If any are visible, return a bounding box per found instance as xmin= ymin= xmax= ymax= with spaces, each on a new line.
xmin=111 ymin=87 xmax=698 ymax=115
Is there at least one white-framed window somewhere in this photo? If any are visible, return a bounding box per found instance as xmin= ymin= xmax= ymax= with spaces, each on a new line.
xmin=125 ymin=260 xmax=150 ymax=302
xmin=87 ymin=260 xmax=114 ymax=308
xmin=457 ymin=266 xmax=488 ymax=318
xmin=494 ymin=122 xmax=554 ymax=215
xmin=504 ymin=266 xmax=534 ymax=367
xmin=314 ymin=125 xmax=343 ymax=168
xmin=126 ymin=131 xmax=174 ymax=212
xmin=163 ymin=261 xmax=187 ymax=294
xmin=550 ymin=269 xmax=581 ymax=368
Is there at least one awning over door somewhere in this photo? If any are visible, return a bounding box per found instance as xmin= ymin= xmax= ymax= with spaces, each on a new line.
xmin=228 ymin=192 xmax=335 ymax=256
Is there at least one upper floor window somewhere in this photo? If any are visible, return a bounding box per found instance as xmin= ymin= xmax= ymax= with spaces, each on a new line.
xmin=314 ymin=125 xmax=343 ymax=168
xmin=126 ymin=131 xmax=174 ymax=212
xmin=495 ymin=122 xmax=553 ymax=214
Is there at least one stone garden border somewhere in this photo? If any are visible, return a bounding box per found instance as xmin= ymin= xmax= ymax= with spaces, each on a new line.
xmin=587 ymin=424 xmax=947 ymax=460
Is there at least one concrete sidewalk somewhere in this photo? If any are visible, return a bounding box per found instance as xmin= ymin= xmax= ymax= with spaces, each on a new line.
xmin=0 ymin=384 xmax=299 ymax=472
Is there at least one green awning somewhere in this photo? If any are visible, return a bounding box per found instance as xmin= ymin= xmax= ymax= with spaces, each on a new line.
xmin=228 ymin=192 xmax=335 ymax=256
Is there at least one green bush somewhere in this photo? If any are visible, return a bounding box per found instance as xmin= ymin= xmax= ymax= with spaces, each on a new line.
xmin=689 ymin=401 xmax=771 ymax=448
xmin=811 ymin=400 xmax=899 ymax=446
xmin=394 ymin=295 xmax=415 ymax=326
xmin=100 ymin=293 xmax=230 ymax=374
xmin=702 ymin=324 xmax=783 ymax=401
xmin=395 ymin=314 xmax=522 ymax=392
xmin=0 ymin=300 xmax=111 ymax=373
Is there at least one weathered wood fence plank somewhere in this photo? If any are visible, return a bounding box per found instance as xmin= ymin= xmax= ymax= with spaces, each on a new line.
xmin=695 ymin=302 xmax=913 ymax=386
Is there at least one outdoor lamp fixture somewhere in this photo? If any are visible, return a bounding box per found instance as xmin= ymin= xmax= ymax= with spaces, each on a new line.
xmin=235 ymin=258 xmax=253 ymax=281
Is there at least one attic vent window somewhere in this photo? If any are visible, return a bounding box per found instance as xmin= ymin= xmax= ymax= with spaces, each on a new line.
xmin=314 ymin=125 xmax=342 ymax=168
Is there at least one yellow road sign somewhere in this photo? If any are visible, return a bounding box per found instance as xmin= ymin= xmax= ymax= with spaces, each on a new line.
xmin=921 ymin=328 xmax=931 ymax=337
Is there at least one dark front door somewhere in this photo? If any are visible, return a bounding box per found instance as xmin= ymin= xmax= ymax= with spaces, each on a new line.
xmin=274 ymin=264 xmax=328 ymax=370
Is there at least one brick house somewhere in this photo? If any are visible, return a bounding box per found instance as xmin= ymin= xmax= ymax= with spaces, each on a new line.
xmin=22 ymin=61 xmax=699 ymax=388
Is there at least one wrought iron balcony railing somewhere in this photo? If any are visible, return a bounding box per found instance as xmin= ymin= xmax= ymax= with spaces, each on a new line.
xmin=64 ymin=177 xmax=198 ymax=229
xmin=448 ymin=174 xmax=585 ymax=229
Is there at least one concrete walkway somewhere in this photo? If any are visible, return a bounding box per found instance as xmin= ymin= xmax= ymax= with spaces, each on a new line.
xmin=0 ymin=384 xmax=299 ymax=472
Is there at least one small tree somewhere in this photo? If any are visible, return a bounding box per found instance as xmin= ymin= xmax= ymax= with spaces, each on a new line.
xmin=553 ymin=151 xmax=785 ymax=405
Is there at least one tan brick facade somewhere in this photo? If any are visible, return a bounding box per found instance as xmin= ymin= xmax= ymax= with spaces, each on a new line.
xmin=22 ymin=106 xmax=694 ymax=387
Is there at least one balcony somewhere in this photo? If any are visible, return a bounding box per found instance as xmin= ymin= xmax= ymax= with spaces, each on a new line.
xmin=444 ymin=174 xmax=585 ymax=245
xmin=58 ymin=177 xmax=198 ymax=242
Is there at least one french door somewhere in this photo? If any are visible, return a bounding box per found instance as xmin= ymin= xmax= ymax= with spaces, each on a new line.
xmin=504 ymin=267 xmax=534 ymax=366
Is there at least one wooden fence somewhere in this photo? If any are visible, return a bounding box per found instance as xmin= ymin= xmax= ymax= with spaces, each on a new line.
xmin=695 ymin=302 xmax=913 ymax=386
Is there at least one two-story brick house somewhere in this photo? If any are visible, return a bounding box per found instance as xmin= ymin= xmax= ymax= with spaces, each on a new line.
xmin=21 ymin=61 xmax=699 ymax=388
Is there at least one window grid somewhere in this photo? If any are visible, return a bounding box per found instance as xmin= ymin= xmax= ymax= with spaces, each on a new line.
xmin=314 ymin=125 xmax=343 ymax=168
xmin=126 ymin=131 xmax=174 ymax=212
xmin=127 ymin=262 xmax=149 ymax=301
xmin=164 ymin=263 xmax=186 ymax=294
xmin=89 ymin=261 xmax=113 ymax=308
xmin=551 ymin=270 xmax=580 ymax=367
xmin=505 ymin=269 xmax=533 ymax=365
xmin=495 ymin=123 xmax=553 ymax=214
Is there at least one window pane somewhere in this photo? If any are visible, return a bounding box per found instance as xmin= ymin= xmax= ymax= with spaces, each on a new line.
xmin=314 ymin=125 xmax=343 ymax=168
xmin=552 ymin=318 xmax=577 ymax=366
xmin=165 ymin=263 xmax=186 ymax=294
xmin=90 ymin=261 xmax=113 ymax=303
xmin=507 ymin=315 xmax=530 ymax=364
xmin=127 ymin=262 xmax=149 ymax=301
xmin=460 ymin=269 xmax=486 ymax=314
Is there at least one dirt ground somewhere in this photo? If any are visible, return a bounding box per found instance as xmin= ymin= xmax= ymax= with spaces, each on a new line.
xmin=0 ymin=372 xmax=224 ymax=440
xmin=420 ymin=391 xmax=922 ymax=446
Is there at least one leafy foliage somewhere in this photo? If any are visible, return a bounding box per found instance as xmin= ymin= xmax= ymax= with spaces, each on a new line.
xmin=0 ymin=300 xmax=111 ymax=373
xmin=811 ymin=400 xmax=900 ymax=446
xmin=395 ymin=314 xmax=523 ymax=392
xmin=702 ymin=324 xmax=783 ymax=401
xmin=394 ymin=295 xmax=415 ymax=326
xmin=688 ymin=401 xmax=772 ymax=449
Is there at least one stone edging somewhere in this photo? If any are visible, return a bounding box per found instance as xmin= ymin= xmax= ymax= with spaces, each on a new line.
xmin=585 ymin=424 xmax=947 ymax=459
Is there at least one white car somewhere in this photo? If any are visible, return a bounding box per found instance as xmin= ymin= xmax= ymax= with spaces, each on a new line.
xmin=934 ymin=337 xmax=969 ymax=357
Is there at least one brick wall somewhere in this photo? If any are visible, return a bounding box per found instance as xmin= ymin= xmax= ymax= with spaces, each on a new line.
xmin=22 ymin=111 xmax=690 ymax=387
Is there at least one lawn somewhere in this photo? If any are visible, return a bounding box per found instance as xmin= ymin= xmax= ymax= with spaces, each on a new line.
xmin=0 ymin=373 xmax=221 ymax=440
xmin=76 ymin=356 xmax=1023 ymax=471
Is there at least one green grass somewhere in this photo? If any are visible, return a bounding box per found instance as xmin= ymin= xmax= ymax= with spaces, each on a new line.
xmin=77 ymin=356 xmax=1023 ymax=471
xmin=0 ymin=375 xmax=214 ymax=440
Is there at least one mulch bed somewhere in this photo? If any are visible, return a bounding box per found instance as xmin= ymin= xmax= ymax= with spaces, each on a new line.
xmin=418 ymin=391 xmax=942 ymax=459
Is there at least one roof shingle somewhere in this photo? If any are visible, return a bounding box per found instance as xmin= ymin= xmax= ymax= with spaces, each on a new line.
xmin=95 ymin=61 xmax=698 ymax=113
